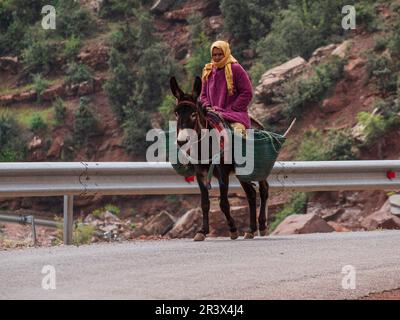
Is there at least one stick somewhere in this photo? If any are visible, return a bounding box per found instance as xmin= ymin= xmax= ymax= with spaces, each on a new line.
xmin=283 ymin=118 xmax=297 ymax=138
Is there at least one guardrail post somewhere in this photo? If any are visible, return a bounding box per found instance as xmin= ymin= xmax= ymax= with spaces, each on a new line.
xmin=63 ymin=195 xmax=74 ymax=245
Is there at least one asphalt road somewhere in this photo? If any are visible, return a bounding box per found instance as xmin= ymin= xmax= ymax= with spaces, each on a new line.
xmin=1 ymin=230 xmax=399 ymax=300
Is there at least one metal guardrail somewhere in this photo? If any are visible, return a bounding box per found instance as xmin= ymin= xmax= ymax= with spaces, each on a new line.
xmin=0 ymin=214 xmax=58 ymax=246
xmin=0 ymin=214 xmax=58 ymax=228
xmin=0 ymin=161 xmax=399 ymax=244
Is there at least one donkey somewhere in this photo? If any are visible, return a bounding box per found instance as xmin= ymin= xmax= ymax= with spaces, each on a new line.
xmin=170 ymin=76 xmax=270 ymax=241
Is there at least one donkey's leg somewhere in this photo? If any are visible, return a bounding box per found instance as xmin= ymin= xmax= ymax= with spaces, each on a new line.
xmin=217 ymin=166 xmax=238 ymax=240
xmin=239 ymin=181 xmax=257 ymax=239
xmin=194 ymin=172 xmax=210 ymax=241
xmin=258 ymin=180 xmax=269 ymax=236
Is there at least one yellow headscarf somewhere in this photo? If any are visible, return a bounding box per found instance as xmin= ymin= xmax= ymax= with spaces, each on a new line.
xmin=201 ymin=40 xmax=238 ymax=96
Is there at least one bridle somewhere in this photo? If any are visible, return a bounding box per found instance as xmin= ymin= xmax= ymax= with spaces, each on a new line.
xmin=174 ymin=99 xmax=208 ymax=132
xmin=174 ymin=99 xmax=226 ymax=189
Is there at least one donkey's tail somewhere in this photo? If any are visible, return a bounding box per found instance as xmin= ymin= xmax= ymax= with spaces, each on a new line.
xmin=283 ymin=118 xmax=297 ymax=138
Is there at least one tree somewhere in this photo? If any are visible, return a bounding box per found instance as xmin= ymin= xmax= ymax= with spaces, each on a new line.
xmin=122 ymin=109 xmax=152 ymax=156
xmin=73 ymin=97 xmax=99 ymax=146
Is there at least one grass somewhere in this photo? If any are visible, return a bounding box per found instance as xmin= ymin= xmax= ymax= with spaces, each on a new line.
xmin=269 ymin=192 xmax=307 ymax=233
xmin=14 ymin=107 xmax=56 ymax=128
xmin=0 ymin=106 xmax=56 ymax=129
xmin=0 ymin=83 xmax=35 ymax=96
xmin=53 ymin=216 xmax=96 ymax=246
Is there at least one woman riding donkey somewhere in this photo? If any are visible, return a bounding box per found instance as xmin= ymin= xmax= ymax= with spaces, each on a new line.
xmin=170 ymin=40 xmax=270 ymax=241
xmin=200 ymin=40 xmax=254 ymax=137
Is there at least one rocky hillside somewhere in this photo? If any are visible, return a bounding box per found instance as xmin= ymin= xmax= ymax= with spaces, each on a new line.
xmin=1 ymin=0 xmax=400 ymax=248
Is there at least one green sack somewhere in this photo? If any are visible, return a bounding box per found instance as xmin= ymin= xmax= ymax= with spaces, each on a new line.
xmin=234 ymin=130 xmax=285 ymax=182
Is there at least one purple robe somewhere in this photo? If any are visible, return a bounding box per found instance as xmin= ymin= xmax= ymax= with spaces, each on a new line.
xmin=200 ymin=63 xmax=253 ymax=128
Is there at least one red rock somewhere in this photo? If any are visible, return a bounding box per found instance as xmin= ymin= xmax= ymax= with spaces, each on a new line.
xmin=361 ymin=200 xmax=400 ymax=231
xmin=78 ymin=81 xmax=94 ymax=96
xmin=42 ymin=84 xmax=65 ymax=101
xmin=322 ymin=97 xmax=348 ymax=113
xmin=327 ymin=221 xmax=350 ymax=232
xmin=272 ymin=213 xmax=335 ymax=235
xmin=46 ymin=136 xmax=64 ymax=159
xmin=0 ymin=94 xmax=15 ymax=105
xmin=65 ymin=84 xmax=79 ymax=97
xmin=143 ymin=210 xmax=176 ymax=235
xmin=167 ymin=206 xmax=251 ymax=238
xmin=345 ymin=58 xmax=365 ymax=73
xmin=19 ymin=90 xmax=37 ymax=102
xmin=28 ymin=136 xmax=42 ymax=150
xmin=0 ymin=56 xmax=19 ymax=74
xmin=77 ymin=45 xmax=109 ymax=69
xmin=208 ymin=15 xmax=224 ymax=30
xmin=309 ymin=44 xmax=337 ymax=65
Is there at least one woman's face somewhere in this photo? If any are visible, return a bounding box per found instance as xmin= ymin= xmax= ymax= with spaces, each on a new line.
xmin=212 ymin=47 xmax=225 ymax=63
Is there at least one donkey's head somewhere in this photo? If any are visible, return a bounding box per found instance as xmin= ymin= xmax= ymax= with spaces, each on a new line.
xmin=170 ymin=76 xmax=205 ymax=146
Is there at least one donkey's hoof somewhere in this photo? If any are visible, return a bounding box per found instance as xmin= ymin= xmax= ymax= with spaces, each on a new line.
xmin=194 ymin=233 xmax=206 ymax=241
xmin=244 ymin=232 xmax=255 ymax=239
xmin=259 ymin=229 xmax=268 ymax=237
xmin=230 ymin=231 xmax=239 ymax=240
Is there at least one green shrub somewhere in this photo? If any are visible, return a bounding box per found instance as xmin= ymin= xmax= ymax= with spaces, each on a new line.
xmin=185 ymin=14 xmax=211 ymax=79
xmin=220 ymin=0 xmax=288 ymax=59
xmin=104 ymin=204 xmax=121 ymax=216
xmin=105 ymin=23 xmax=138 ymax=122
xmin=0 ymin=112 xmax=27 ymax=161
xmin=357 ymin=112 xmax=389 ymax=145
xmin=255 ymin=0 xmax=347 ymax=71
xmin=29 ymin=113 xmax=46 ymax=132
xmin=354 ymin=1 xmax=378 ymax=32
xmin=66 ymin=63 xmax=93 ymax=86
xmin=63 ymin=36 xmax=82 ymax=61
xmin=0 ymin=0 xmax=46 ymax=28
xmin=73 ymin=97 xmax=99 ymax=146
xmin=73 ymin=218 xmax=96 ymax=246
xmin=55 ymin=0 xmax=94 ymax=38
xmin=122 ymin=110 xmax=152 ymax=156
xmin=388 ymin=21 xmax=400 ymax=56
xmin=249 ymin=62 xmax=267 ymax=87
xmin=105 ymin=15 xmax=179 ymax=122
xmin=0 ymin=16 xmax=25 ymax=56
xmin=60 ymin=135 xmax=75 ymax=161
xmin=365 ymin=53 xmax=397 ymax=94
xmin=54 ymin=98 xmax=66 ymax=123
xmin=325 ymin=130 xmax=358 ymax=160
xmin=297 ymin=128 xmax=357 ymax=161
xmin=283 ymin=57 xmax=345 ymax=118
xmin=296 ymin=129 xmax=327 ymax=161
xmin=22 ymin=33 xmax=57 ymax=75
xmin=104 ymin=50 xmax=135 ymax=122
xmin=269 ymin=192 xmax=307 ymax=232
xmin=158 ymin=95 xmax=176 ymax=125
xmin=356 ymin=110 xmax=396 ymax=146
xmin=0 ymin=0 xmax=47 ymax=55
xmin=373 ymin=35 xmax=388 ymax=52
xmin=109 ymin=23 xmax=138 ymax=53
xmin=33 ymin=74 xmax=50 ymax=103
xmin=99 ymin=0 xmax=141 ymax=19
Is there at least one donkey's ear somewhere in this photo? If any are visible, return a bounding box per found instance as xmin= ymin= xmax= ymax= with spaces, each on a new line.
xmin=170 ymin=77 xmax=184 ymax=100
xmin=192 ymin=76 xmax=202 ymax=100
